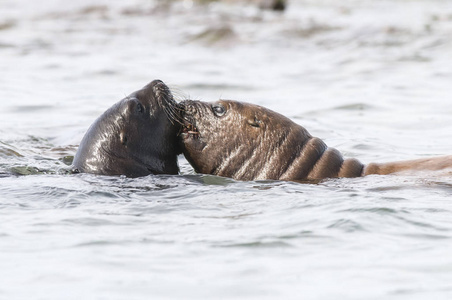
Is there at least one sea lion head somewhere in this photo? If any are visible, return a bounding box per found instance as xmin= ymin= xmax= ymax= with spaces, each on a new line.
xmin=180 ymin=99 xmax=312 ymax=180
xmin=73 ymin=79 xmax=183 ymax=177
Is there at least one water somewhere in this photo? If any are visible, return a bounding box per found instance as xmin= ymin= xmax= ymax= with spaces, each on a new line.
xmin=1 ymin=0 xmax=452 ymax=299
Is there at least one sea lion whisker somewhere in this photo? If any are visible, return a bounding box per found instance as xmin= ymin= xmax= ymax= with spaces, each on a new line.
xmin=163 ymin=105 xmax=186 ymax=126
xmin=168 ymin=103 xmax=186 ymax=119
xmin=167 ymin=86 xmax=190 ymax=102
xmin=165 ymin=105 xmax=184 ymax=125
xmin=172 ymin=104 xmax=186 ymax=112
xmin=166 ymin=111 xmax=176 ymax=126
xmin=162 ymin=106 xmax=176 ymax=125
xmin=170 ymin=114 xmax=186 ymax=126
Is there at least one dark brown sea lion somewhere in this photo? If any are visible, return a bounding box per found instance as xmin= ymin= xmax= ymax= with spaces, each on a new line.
xmin=72 ymin=80 xmax=183 ymax=178
xmin=179 ymin=99 xmax=452 ymax=182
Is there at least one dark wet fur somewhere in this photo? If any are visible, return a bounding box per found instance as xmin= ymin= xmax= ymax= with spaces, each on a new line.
xmin=73 ymin=80 xmax=183 ymax=177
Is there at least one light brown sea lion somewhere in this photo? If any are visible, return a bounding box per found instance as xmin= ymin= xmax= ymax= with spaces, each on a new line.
xmin=72 ymin=80 xmax=183 ymax=178
xmin=179 ymin=99 xmax=452 ymax=182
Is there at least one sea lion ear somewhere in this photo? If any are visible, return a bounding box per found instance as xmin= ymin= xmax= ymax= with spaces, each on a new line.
xmin=247 ymin=117 xmax=261 ymax=128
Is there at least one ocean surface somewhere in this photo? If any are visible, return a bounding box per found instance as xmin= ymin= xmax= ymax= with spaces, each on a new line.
xmin=1 ymin=0 xmax=452 ymax=299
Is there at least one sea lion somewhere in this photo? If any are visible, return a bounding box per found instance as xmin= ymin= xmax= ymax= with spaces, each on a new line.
xmin=72 ymin=80 xmax=183 ymax=178
xmin=179 ymin=99 xmax=452 ymax=182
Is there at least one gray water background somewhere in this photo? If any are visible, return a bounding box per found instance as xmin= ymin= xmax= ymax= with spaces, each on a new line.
xmin=1 ymin=0 xmax=452 ymax=299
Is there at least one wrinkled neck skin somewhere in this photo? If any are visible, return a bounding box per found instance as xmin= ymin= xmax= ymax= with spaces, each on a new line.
xmin=73 ymin=80 xmax=182 ymax=178
xmin=180 ymin=99 xmax=452 ymax=182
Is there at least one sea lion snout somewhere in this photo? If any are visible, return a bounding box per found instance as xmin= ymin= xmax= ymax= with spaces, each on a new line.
xmin=180 ymin=100 xmax=197 ymax=115
xmin=179 ymin=100 xmax=202 ymax=141
xmin=151 ymin=80 xmax=170 ymax=99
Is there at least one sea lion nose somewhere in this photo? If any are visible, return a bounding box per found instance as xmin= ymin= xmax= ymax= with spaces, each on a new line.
xmin=150 ymin=79 xmax=164 ymax=86
xmin=142 ymin=79 xmax=165 ymax=91
xmin=152 ymin=80 xmax=167 ymax=93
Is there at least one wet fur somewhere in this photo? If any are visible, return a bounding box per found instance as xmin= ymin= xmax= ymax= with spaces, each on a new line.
xmin=73 ymin=80 xmax=183 ymax=177
xmin=180 ymin=99 xmax=452 ymax=182
xmin=180 ymin=100 xmax=363 ymax=182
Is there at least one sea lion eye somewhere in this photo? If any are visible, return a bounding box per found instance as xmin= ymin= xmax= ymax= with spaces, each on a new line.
xmin=212 ymin=104 xmax=225 ymax=117
xmin=136 ymin=103 xmax=144 ymax=114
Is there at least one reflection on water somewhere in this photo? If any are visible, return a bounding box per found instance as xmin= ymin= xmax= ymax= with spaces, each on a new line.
xmin=1 ymin=0 xmax=452 ymax=299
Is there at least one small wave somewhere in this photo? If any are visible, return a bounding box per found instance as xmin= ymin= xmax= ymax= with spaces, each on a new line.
xmin=217 ymin=240 xmax=292 ymax=248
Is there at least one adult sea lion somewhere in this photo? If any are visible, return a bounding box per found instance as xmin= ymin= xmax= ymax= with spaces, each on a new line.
xmin=179 ymin=99 xmax=452 ymax=182
xmin=72 ymin=80 xmax=183 ymax=178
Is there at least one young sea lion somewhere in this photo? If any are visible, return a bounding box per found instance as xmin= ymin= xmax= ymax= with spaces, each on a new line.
xmin=179 ymin=99 xmax=452 ymax=182
xmin=72 ymin=80 xmax=183 ymax=178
